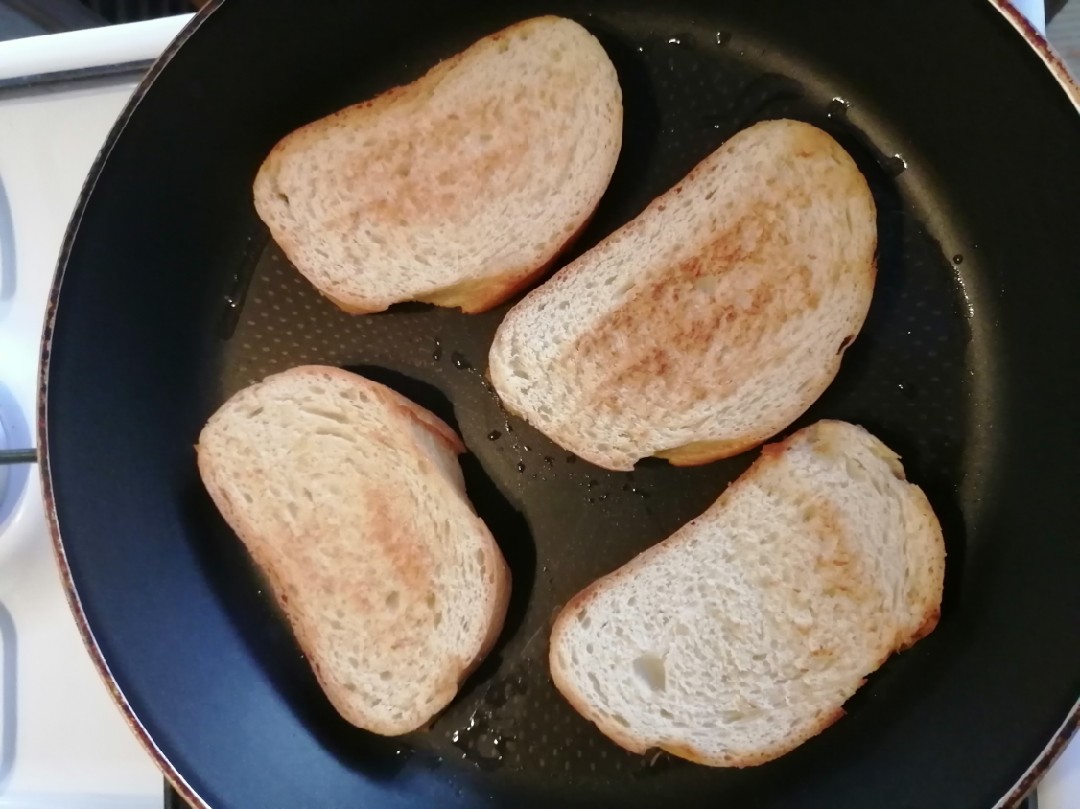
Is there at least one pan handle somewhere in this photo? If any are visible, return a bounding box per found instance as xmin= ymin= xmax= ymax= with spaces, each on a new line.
xmin=0 ymin=449 xmax=36 ymax=466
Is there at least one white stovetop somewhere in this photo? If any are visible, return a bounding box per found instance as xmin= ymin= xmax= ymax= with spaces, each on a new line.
xmin=0 ymin=16 xmax=194 ymax=807
xmin=0 ymin=7 xmax=1074 ymax=809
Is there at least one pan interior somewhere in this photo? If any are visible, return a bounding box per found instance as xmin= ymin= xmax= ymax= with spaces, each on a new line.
xmin=43 ymin=1 xmax=1080 ymax=808
xmin=214 ymin=5 xmax=975 ymax=799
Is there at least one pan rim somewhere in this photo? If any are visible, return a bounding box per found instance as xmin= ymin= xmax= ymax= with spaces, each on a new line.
xmin=981 ymin=13 xmax=1080 ymax=804
xmin=38 ymin=7 xmax=226 ymax=809
xmin=34 ymin=1 xmax=1080 ymax=807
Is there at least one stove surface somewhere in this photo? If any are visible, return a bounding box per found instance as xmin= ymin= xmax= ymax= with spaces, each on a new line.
xmin=0 ymin=71 xmax=166 ymax=809
xmin=0 ymin=8 xmax=1073 ymax=809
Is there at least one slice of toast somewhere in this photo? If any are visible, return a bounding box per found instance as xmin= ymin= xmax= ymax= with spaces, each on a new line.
xmin=549 ymin=421 xmax=944 ymax=767
xmin=253 ymin=16 xmax=622 ymax=314
xmin=489 ymin=119 xmax=877 ymax=471
xmin=197 ymin=366 xmax=510 ymax=735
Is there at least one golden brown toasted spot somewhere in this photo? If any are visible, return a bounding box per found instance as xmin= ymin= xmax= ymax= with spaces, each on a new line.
xmin=781 ymin=494 xmax=867 ymax=604
xmin=306 ymin=49 xmax=585 ymax=234
xmin=759 ymin=438 xmax=790 ymax=461
xmin=360 ymin=489 xmax=435 ymax=603
xmin=656 ymin=437 xmax=759 ymax=466
xmin=805 ymin=422 xmax=851 ymax=461
xmin=334 ymin=104 xmax=534 ymax=227
xmin=903 ymin=607 xmax=941 ymax=647
xmin=569 ymin=210 xmax=824 ymax=416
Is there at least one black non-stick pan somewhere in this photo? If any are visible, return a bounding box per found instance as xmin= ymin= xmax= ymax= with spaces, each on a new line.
xmin=38 ymin=1 xmax=1080 ymax=807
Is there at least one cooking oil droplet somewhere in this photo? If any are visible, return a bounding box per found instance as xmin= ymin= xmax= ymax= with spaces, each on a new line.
xmin=544 ymin=456 xmax=554 ymax=467
xmin=522 ymin=445 xmax=531 ymax=453
xmin=883 ymin=154 xmax=907 ymax=177
xmin=667 ymin=36 xmax=683 ymax=46
xmin=432 ymin=338 xmax=442 ymax=362
xmin=701 ymin=114 xmax=727 ymax=131
xmin=716 ymin=30 xmax=732 ymax=46
xmin=451 ymin=352 xmax=471 ymax=370
xmin=516 ymin=462 xmax=526 ymax=473
xmin=826 ymin=97 xmax=849 ymax=119
xmin=952 ymin=254 xmax=964 ymax=265
xmin=488 ymin=430 xmax=501 ymax=441
xmin=219 ymin=296 xmax=243 ymax=339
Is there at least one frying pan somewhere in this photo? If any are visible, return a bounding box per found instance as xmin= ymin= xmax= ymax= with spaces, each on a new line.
xmin=38 ymin=0 xmax=1080 ymax=807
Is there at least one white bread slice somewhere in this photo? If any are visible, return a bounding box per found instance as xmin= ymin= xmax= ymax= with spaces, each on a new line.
xmin=196 ymin=366 xmax=510 ymax=735
xmin=549 ymin=420 xmax=944 ymax=767
xmin=489 ymin=119 xmax=877 ymax=471
xmin=253 ymin=16 xmax=622 ymax=314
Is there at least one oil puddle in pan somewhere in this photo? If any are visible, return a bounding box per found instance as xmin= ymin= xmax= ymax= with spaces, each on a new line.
xmin=433 ymin=345 xmax=566 ymax=482
xmin=448 ymin=669 xmax=530 ymax=770
xmin=826 ymin=97 xmax=908 ymax=177
xmin=435 ymin=344 xmax=497 ymax=394
xmin=218 ymin=222 xmax=270 ymax=339
xmin=450 ymin=713 xmax=510 ymax=769
xmin=826 ymin=96 xmax=850 ymax=119
xmin=881 ymin=153 xmax=907 ymax=177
